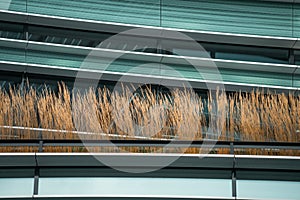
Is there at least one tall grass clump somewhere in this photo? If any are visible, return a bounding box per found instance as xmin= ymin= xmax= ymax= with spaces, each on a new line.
xmin=0 ymin=82 xmax=299 ymax=155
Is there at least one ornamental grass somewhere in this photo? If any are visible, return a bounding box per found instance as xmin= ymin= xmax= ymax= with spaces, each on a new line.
xmin=0 ymin=82 xmax=299 ymax=155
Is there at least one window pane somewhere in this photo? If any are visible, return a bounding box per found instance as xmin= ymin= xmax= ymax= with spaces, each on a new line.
xmin=294 ymin=50 xmax=300 ymax=65
xmin=0 ymin=22 xmax=25 ymax=40
xmin=27 ymin=0 xmax=160 ymax=26
xmin=212 ymin=44 xmax=289 ymax=64
xmin=0 ymin=0 xmax=26 ymax=12
xmin=162 ymin=0 xmax=293 ymax=37
xmin=237 ymin=180 xmax=300 ymax=200
xmin=39 ymin=177 xmax=231 ymax=197
xmin=0 ymin=178 xmax=34 ymax=196
xmin=28 ymin=25 xmax=112 ymax=48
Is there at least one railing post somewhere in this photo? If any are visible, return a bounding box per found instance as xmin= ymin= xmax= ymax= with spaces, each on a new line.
xmin=232 ymin=169 xmax=237 ymax=198
xmin=232 ymin=152 xmax=237 ymax=198
xmin=38 ymin=131 xmax=43 ymax=152
xmin=230 ymin=142 xmax=234 ymax=155
xmin=33 ymin=154 xmax=40 ymax=196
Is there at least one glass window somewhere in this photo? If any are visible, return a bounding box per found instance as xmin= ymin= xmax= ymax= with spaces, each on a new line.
xmin=162 ymin=0 xmax=292 ymax=37
xmin=39 ymin=177 xmax=231 ymax=197
xmin=237 ymin=180 xmax=300 ymax=200
xmin=26 ymin=25 xmax=289 ymax=65
xmin=0 ymin=0 xmax=26 ymax=12
xmin=294 ymin=50 xmax=300 ymax=65
xmin=0 ymin=21 xmax=25 ymax=40
xmin=0 ymin=71 xmax=23 ymax=90
xmin=27 ymin=0 xmax=160 ymax=26
xmin=209 ymin=43 xmax=289 ymax=64
xmin=28 ymin=25 xmax=112 ymax=48
xmin=0 ymin=178 xmax=34 ymax=196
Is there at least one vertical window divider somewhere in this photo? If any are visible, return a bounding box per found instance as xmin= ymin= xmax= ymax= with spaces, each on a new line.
xmin=160 ymin=0 xmax=162 ymax=27
xmin=33 ymin=153 xmax=40 ymax=196
xmin=231 ymin=144 xmax=237 ymax=199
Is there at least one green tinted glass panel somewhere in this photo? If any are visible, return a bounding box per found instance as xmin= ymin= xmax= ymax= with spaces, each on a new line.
xmin=27 ymin=0 xmax=160 ymax=26
xmin=293 ymin=4 xmax=300 ymax=37
xmin=293 ymin=72 xmax=300 ymax=87
xmin=162 ymin=0 xmax=293 ymax=37
xmin=27 ymin=49 xmax=85 ymax=68
xmin=0 ymin=39 xmax=294 ymax=88
xmin=163 ymin=63 xmax=292 ymax=87
xmin=0 ymin=46 xmax=25 ymax=63
xmin=2 ymin=1 xmax=299 ymax=38
xmin=219 ymin=68 xmax=292 ymax=87
xmin=25 ymin=47 xmax=293 ymax=87
xmin=0 ymin=0 xmax=26 ymax=12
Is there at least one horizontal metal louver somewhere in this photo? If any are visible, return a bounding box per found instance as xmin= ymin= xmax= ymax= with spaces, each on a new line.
xmin=27 ymin=0 xmax=160 ymax=26
xmin=0 ymin=44 xmax=295 ymax=88
xmin=162 ymin=0 xmax=293 ymax=37
xmin=1 ymin=0 xmax=298 ymax=37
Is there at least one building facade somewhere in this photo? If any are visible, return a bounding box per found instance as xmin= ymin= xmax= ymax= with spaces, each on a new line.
xmin=0 ymin=0 xmax=300 ymax=200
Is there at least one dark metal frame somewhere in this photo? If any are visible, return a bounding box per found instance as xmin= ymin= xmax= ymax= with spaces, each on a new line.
xmin=1 ymin=139 xmax=300 ymax=152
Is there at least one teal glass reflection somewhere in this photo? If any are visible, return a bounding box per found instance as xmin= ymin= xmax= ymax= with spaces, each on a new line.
xmin=162 ymin=0 xmax=293 ymax=37
xmin=293 ymin=4 xmax=300 ymax=37
xmin=2 ymin=44 xmax=294 ymax=88
xmin=39 ymin=177 xmax=231 ymax=197
xmin=0 ymin=0 xmax=26 ymax=12
xmin=0 ymin=46 xmax=25 ymax=63
xmin=237 ymin=180 xmax=300 ymax=200
xmin=27 ymin=0 xmax=160 ymax=26
xmin=0 ymin=178 xmax=34 ymax=196
xmin=2 ymin=0 xmax=300 ymax=38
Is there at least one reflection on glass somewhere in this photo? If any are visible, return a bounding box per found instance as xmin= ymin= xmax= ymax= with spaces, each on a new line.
xmin=0 ymin=0 xmax=26 ymax=12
